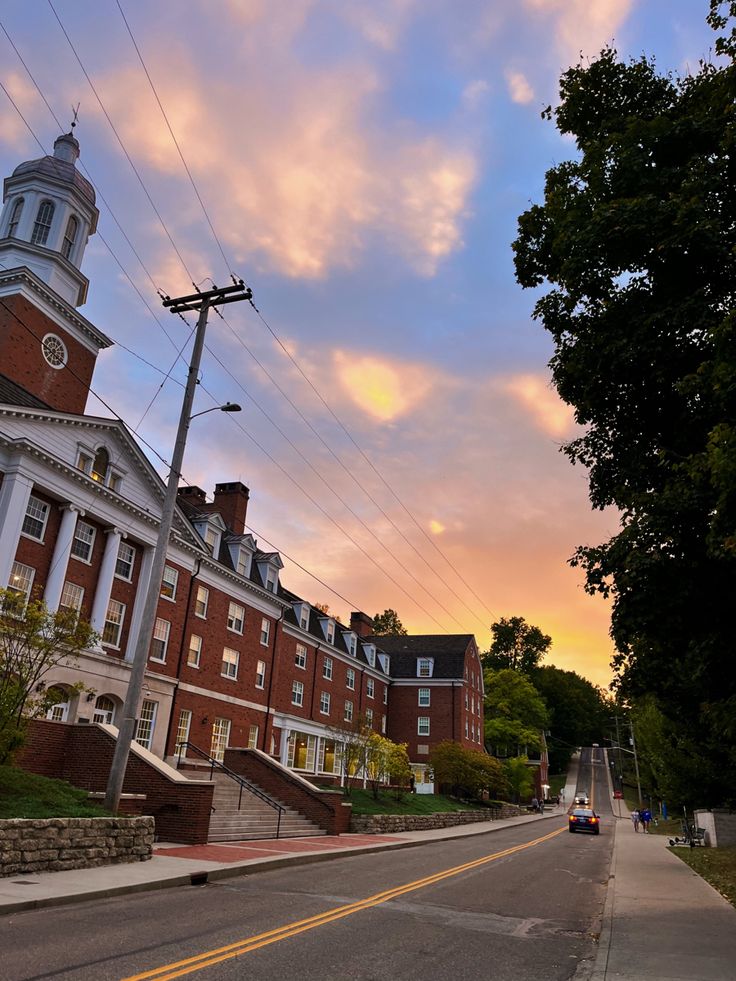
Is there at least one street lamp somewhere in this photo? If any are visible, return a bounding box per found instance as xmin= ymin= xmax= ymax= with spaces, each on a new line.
xmin=190 ymin=402 xmax=242 ymax=420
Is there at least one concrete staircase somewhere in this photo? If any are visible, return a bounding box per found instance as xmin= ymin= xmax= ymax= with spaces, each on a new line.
xmin=189 ymin=770 xmax=325 ymax=842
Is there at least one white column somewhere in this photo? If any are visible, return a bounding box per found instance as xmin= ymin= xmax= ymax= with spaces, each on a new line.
xmin=124 ymin=544 xmax=155 ymax=663
xmin=43 ymin=505 xmax=83 ymax=612
xmin=89 ymin=526 xmax=123 ymax=638
xmin=0 ymin=469 xmax=34 ymax=589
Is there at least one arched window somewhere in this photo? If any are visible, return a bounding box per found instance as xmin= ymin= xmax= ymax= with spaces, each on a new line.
xmin=93 ymin=696 xmax=116 ymax=725
xmin=61 ymin=215 xmax=79 ymax=259
xmin=31 ymin=199 xmax=55 ymax=246
xmin=91 ymin=446 xmax=109 ymax=483
xmin=45 ymin=686 xmax=70 ymax=722
xmin=7 ymin=197 xmax=24 ymax=238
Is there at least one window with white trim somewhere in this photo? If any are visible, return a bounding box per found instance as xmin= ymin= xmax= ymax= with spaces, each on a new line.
xmin=204 ymin=524 xmax=219 ymax=555
xmin=381 ymin=714 xmax=387 ymax=734
xmin=260 ymin=617 xmax=270 ymax=646
xmin=61 ymin=214 xmax=78 ymax=259
xmin=322 ymin=656 xmax=333 ymax=680
xmin=346 ymin=668 xmax=355 ymax=691
xmin=150 ymin=618 xmax=170 ymax=662
xmin=236 ymin=548 xmax=251 ymax=576
xmin=7 ymin=196 xmax=23 ymax=237
xmin=71 ymin=520 xmax=95 ymax=562
xmin=45 ymin=686 xmax=70 ymax=722
xmin=210 ymin=717 xmax=231 ymax=763
xmin=227 ymin=602 xmax=245 ymax=634
xmin=299 ymin=605 xmax=309 ymax=629
xmin=187 ymin=634 xmax=202 ymax=668
xmin=295 ymin=643 xmax=307 ymax=669
xmin=31 ymin=199 xmax=54 ymax=245
xmin=383 ymin=685 xmax=388 ymax=704
xmin=255 ymin=659 xmax=266 ymax=689
xmin=21 ymin=495 xmax=49 ymax=541
xmin=465 ymin=691 xmax=469 ymax=710
xmin=325 ymin=620 xmax=335 ymax=644
xmin=7 ymin=562 xmax=34 ymax=606
xmin=134 ymin=699 xmax=157 ymax=750
xmin=418 ymin=688 xmax=431 ymax=707
xmin=59 ymin=581 xmax=84 ymax=615
xmin=221 ymin=647 xmax=239 ymax=679
xmin=465 ymin=719 xmax=469 ymax=738
xmin=292 ymin=680 xmax=304 ymax=707
xmin=344 ymin=699 xmax=354 ymax=722
xmin=417 ymin=717 xmax=430 ymax=736
xmin=248 ymin=725 xmax=259 ymax=749
xmin=102 ymin=599 xmax=125 ymax=647
xmin=175 ymin=709 xmax=191 ymax=750
xmin=115 ymin=542 xmax=135 ymax=580
xmin=42 ymin=333 xmax=67 ymax=369
xmin=195 ymin=585 xmax=209 ymax=618
xmin=366 ymin=678 xmax=375 ymax=699
xmin=160 ymin=566 xmax=178 ymax=601
xmin=365 ymin=708 xmax=373 ymax=726
xmin=93 ymin=695 xmax=115 ymax=725
xmin=319 ymin=691 xmax=330 ymax=715
xmin=417 ymin=658 xmax=433 ymax=678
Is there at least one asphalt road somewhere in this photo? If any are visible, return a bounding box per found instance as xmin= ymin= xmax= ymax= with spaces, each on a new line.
xmin=2 ymin=756 xmax=612 ymax=981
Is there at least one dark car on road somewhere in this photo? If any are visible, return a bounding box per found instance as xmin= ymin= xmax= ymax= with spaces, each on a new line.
xmin=569 ymin=808 xmax=600 ymax=834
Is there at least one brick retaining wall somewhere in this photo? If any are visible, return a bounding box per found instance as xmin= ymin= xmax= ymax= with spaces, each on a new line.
xmin=350 ymin=805 xmax=520 ymax=834
xmin=0 ymin=816 xmax=154 ymax=877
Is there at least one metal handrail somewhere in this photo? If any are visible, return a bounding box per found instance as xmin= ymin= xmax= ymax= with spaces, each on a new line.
xmin=176 ymin=741 xmax=283 ymax=838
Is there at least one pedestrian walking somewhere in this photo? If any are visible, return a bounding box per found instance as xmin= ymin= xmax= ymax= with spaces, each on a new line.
xmin=641 ymin=807 xmax=652 ymax=833
xmin=631 ymin=808 xmax=641 ymax=832
xmin=531 ymin=796 xmax=539 ymax=813
xmin=539 ymin=799 xmax=545 ymax=814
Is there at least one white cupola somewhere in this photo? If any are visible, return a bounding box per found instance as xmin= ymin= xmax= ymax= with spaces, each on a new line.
xmin=0 ymin=131 xmax=99 ymax=307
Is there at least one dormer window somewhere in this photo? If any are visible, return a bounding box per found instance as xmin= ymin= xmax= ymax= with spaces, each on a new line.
xmin=62 ymin=215 xmax=79 ymax=259
xmin=364 ymin=644 xmax=376 ymax=668
xmin=204 ymin=525 xmax=219 ymax=555
xmin=326 ymin=620 xmax=335 ymax=644
xmin=7 ymin=197 xmax=23 ymax=238
xmin=345 ymin=633 xmax=357 ymax=657
xmin=236 ymin=547 xmax=251 ymax=577
xmin=294 ymin=602 xmax=310 ymax=630
xmin=378 ymin=653 xmax=390 ymax=674
xmin=256 ymin=554 xmax=283 ymax=594
xmin=417 ymin=657 xmax=434 ymax=678
xmin=31 ymin=199 xmax=55 ymax=246
xmin=91 ymin=446 xmax=109 ymax=483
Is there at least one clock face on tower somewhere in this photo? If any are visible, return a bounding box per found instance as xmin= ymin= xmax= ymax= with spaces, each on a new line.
xmin=41 ymin=333 xmax=68 ymax=369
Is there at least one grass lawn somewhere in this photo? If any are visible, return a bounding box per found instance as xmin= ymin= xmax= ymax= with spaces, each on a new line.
xmin=340 ymin=788 xmax=480 ymax=816
xmin=671 ymin=846 xmax=736 ymax=910
xmin=0 ymin=765 xmax=109 ymax=819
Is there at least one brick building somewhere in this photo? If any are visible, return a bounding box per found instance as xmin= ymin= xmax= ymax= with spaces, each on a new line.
xmin=0 ymin=131 xmax=484 ymax=792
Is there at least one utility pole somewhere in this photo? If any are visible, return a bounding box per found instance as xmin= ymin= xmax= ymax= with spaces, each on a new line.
xmin=614 ymin=714 xmax=624 ymax=791
xmin=104 ymin=281 xmax=251 ymax=813
xmin=629 ymin=718 xmax=643 ymax=808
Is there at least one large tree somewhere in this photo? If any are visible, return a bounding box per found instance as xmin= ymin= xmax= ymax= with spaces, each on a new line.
xmin=482 ymin=616 xmax=551 ymax=674
xmin=371 ymin=609 xmax=407 ymax=636
xmin=513 ymin=2 xmax=736 ymax=805
xmin=531 ymin=666 xmax=611 ymax=773
xmin=484 ymin=668 xmax=549 ymax=751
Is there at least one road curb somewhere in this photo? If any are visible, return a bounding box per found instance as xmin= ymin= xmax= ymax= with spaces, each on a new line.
xmin=0 ymin=813 xmax=562 ymax=917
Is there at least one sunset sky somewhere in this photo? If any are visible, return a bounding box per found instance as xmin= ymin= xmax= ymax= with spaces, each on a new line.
xmin=0 ymin=1 xmax=713 ymax=688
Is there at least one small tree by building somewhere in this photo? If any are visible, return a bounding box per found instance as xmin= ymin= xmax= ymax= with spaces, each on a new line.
xmin=0 ymin=588 xmax=97 ymax=762
xmin=430 ymin=740 xmax=508 ymax=800
xmin=504 ymin=756 xmax=535 ymax=804
xmin=364 ymin=732 xmax=412 ymax=800
xmin=327 ymin=714 xmax=372 ymax=795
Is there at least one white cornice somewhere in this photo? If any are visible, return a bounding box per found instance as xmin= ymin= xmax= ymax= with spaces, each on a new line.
xmin=0 ymin=264 xmax=111 ymax=351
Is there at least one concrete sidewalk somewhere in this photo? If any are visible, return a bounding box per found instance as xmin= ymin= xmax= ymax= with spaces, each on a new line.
xmin=591 ymin=804 xmax=736 ymax=980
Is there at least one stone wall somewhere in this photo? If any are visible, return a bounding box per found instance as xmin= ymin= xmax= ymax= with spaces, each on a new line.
xmin=0 ymin=816 xmax=154 ymax=877
xmin=350 ymin=805 xmax=520 ymax=834
xmin=694 ymin=809 xmax=736 ymax=847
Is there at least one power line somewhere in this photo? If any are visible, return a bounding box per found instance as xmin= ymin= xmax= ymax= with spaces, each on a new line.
xmin=6 ymin=11 xmax=487 ymax=631
xmin=108 ymin=0 xmax=494 ymax=628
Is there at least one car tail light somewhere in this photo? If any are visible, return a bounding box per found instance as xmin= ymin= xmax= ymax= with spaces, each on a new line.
xmin=591 ymin=817 xmax=599 ymax=823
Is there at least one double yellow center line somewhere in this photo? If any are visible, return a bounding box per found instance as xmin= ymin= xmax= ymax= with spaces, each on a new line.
xmin=122 ymin=825 xmax=565 ymax=981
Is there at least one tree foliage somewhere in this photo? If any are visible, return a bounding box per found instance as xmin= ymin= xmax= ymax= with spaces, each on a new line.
xmin=531 ymin=665 xmax=611 ymax=772
xmin=513 ymin=2 xmax=736 ymax=805
xmin=430 ymin=740 xmax=508 ymax=800
xmin=0 ymin=588 xmax=97 ymax=762
xmin=482 ymin=616 xmax=551 ymax=673
xmin=364 ymin=732 xmax=412 ymax=799
xmin=504 ymin=756 xmax=535 ymax=804
xmin=371 ymin=609 xmax=407 ymax=636
xmin=484 ymin=668 xmax=549 ymax=751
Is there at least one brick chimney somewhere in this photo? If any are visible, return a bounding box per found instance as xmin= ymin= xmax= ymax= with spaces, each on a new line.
xmin=177 ymin=485 xmax=207 ymax=506
xmin=213 ymin=481 xmax=250 ymax=535
xmin=350 ymin=611 xmax=374 ymax=638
